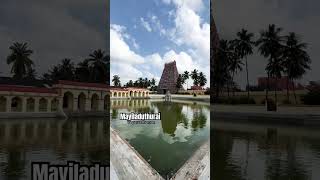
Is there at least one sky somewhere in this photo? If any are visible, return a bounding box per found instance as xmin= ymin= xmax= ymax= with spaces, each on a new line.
xmin=110 ymin=0 xmax=210 ymax=88
xmin=213 ymin=0 xmax=320 ymax=89
xmin=0 ymin=0 xmax=108 ymax=78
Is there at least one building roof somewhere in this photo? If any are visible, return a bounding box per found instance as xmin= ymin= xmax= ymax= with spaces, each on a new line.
xmin=0 ymin=85 xmax=57 ymax=94
xmin=56 ymin=80 xmax=110 ymax=89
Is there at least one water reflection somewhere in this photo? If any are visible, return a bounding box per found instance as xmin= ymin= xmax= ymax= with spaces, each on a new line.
xmin=0 ymin=118 xmax=109 ymax=180
xmin=111 ymin=100 xmax=210 ymax=178
xmin=213 ymin=120 xmax=320 ymax=180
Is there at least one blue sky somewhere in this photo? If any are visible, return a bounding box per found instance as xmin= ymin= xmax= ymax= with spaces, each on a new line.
xmin=110 ymin=0 xmax=210 ymax=88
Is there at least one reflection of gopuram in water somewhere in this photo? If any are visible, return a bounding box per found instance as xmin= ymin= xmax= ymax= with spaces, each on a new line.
xmin=153 ymin=102 xmax=207 ymax=136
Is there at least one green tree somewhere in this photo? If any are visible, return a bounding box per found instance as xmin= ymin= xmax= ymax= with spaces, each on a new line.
xmin=282 ymin=32 xmax=311 ymax=103
xmin=176 ymin=74 xmax=183 ymax=89
xmin=198 ymin=72 xmax=207 ymax=87
xmin=233 ymin=29 xmax=254 ymax=100
xmin=191 ymin=69 xmax=199 ymax=86
xmin=228 ymin=40 xmax=243 ymax=96
xmin=75 ymin=60 xmax=90 ymax=82
xmin=59 ymin=58 xmax=76 ymax=80
xmin=213 ymin=40 xmax=232 ymax=98
xmin=26 ymin=68 xmax=37 ymax=80
xmin=112 ymin=75 xmax=121 ymax=87
xmin=182 ymin=71 xmax=190 ymax=89
xmin=256 ymin=24 xmax=283 ymax=104
xmin=87 ymin=49 xmax=108 ymax=83
xmin=126 ymin=80 xmax=134 ymax=87
xmin=7 ymin=42 xmax=34 ymax=79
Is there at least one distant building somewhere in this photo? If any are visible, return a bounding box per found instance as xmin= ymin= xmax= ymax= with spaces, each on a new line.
xmin=0 ymin=77 xmax=149 ymax=118
xmin=190 ymin=86 xmax=203 ymax=90
xmin=257 ymin=76 xmax=304 ymax=90
xmin=158 ymin=61 xmax=179 ymax=94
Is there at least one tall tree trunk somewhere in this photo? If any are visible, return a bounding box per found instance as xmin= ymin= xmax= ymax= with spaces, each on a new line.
xmin=266 ymin=72 xmax=270 ymax=104
xmin=245 ymin=57 xmax=250 ymax=102
xmin=292 ymin=79 xmax=297 ymax=104
xmin=286 ymin=76 xmax=290 ymax=102
xmin=227 ymin=81 xmax=230 ymax=97
xmin=232 ymin=72 xmax=235 ymax=97
xmin=275 ymin=77 xmax=278 ymax=109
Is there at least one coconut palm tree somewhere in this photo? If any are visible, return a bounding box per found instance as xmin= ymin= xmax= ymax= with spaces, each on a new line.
xmin=256 ymin=24 xmax=283 ymax=105
xmin=59 ymin=58 xmax=76 ymax=80
xmin=232 ymin=29 xmax=254 ymax=100
xmin=198 ymin=72 xmax=207 ymax=87
xmin=112 ymin=75 xmax=121 ymax=87
xmin=87 ymin=49 xmax=108 ymax=83
xmin=26 ymin=68 xmax=37 ymax=80
xmin=213 ymin=39 xmax=232 ymax=98
xmin=7 ymin=42 xmax=34 ymax=79
xmin=75 ymin=60 xmax=90 ymax=82
xmin=282 ymin=32 xmax=311 ymax=103
xmin=228 ymin=40 xmax=243 ymax=96
xmin=182 ymin=71 xmax=190 ymax=89
xmin=191 ymin=69 xmax=199 ymax=86
xmin=266 ymin=53 xmax=284 ymax=106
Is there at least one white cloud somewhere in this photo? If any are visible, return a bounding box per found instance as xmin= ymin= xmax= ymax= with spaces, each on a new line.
xmin=149 ymin=15 xmax=167 ymax=36
xmin=162 ymin=0 xmax=171 ymax=4
xmin=140 ymin=17 xmax=152 ymax=32
xmin=164 ymin=0 xmax=204 ymax=13
xmin=110 ymin=24 xmax=144 ymax=64
xmin=111 ymin=0 xmax=210 ymax=88
xmin=161 ymin=0 xmax=210 ymax=86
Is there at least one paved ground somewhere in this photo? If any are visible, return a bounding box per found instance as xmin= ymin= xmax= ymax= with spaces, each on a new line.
xmin=213 ymin=105 xmax=320 ymax=115
xmin=110 ymin=128 xmax=164 ymax=180
xmin=213 ymin=105 xmax=320 ymax=126
xmin=171 ymin=140 xmax=210 ymax=180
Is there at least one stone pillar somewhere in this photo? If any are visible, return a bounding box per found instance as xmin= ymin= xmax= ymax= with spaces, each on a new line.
xmin=34 ymin=98 xmax=40 ymax=112
xmin=98 ymin=99 xmax=104 ymax=111
xmin=22 ymin=97 xmax=27 ymax=112
xmin=73 ymin=97 xmax=78 ymax=112
xmin=58 ymin=97 xmax=64 ymax=112
xmin=85 ymin=98 xmax=91 ymax=111
xmin=6 ymin=96 xmax=11 ymax=112
xmin=47 ymin=98 xmax=52 ymax=112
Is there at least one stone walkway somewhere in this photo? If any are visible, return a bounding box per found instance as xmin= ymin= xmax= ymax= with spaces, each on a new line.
xmin=213 ymin=105 xmax=320 ymax=126
xmin=110 ymin=128 xmax=164 ymax=180
xmin=171 ymin=140 xmax=210 ymax=180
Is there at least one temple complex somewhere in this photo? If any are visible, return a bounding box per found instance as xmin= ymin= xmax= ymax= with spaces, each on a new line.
xmin=0 ymin=78 xmax=149 ymax=118
xmin=158 ymin=61 xmax=179 ymax=94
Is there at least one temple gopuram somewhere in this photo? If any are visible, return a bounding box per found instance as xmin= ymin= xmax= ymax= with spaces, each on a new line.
xmin=158 ymin=61 xmax=179 ymax=94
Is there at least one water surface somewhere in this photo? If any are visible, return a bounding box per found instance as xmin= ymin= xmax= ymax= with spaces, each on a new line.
xmin=111 ymin=99 xmax=210 ymax=178
xmin=0 ymin=118 xmax=109 ymax=180
xmin=213 ymin=120 xmax=320 ymax=180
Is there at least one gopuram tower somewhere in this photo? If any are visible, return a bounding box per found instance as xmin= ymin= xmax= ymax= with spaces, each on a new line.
xmin=157 ymin=61 xmax=179 ymax=94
